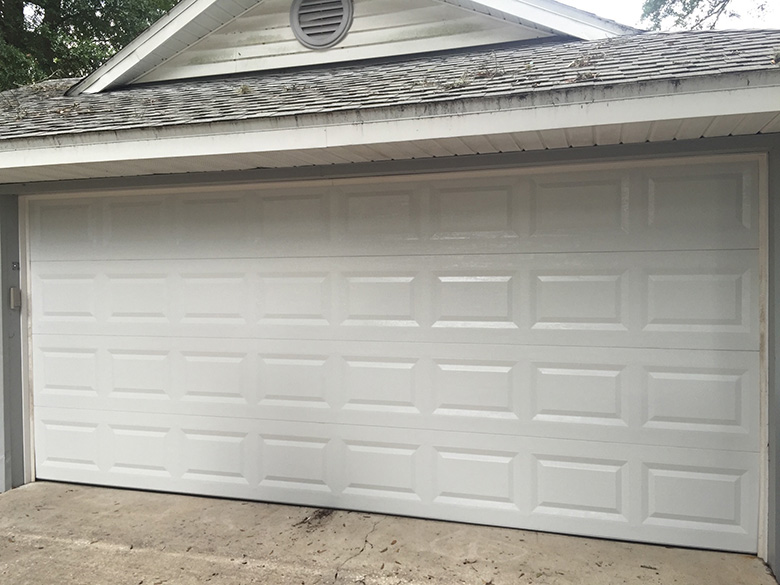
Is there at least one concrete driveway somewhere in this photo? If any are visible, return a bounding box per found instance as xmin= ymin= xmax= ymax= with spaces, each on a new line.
xmin=0 ymin=482 xmax=775 ymax=585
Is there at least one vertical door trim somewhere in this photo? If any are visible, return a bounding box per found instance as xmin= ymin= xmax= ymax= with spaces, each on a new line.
xmin=18 ymin=197 xmax=34 ymax=484
xmin=759 ymin=153 xmax=770 ymax=561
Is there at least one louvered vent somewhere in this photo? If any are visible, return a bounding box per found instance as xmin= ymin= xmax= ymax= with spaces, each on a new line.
xmin=291 ymin=0 xmax=353 ymax=50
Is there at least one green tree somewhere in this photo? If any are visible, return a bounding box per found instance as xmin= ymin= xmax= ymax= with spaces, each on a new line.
xmin=0 ymin=0 xmax=179 ymax=90
xmin=641 ymin=0 xmax=768 ymax=30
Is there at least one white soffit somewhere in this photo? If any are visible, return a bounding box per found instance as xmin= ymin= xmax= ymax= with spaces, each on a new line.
xmin=3 ymin=78 xmax=779 ymax=185
xmin=68 ymin=0 xmax=636 ymax=96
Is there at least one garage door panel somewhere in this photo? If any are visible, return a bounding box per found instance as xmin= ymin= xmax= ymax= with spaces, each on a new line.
xmin=27 ymin=161 xmax=759 ymax=263
xmin=641 ymin=164 xmax=758 ymax=237
xmin=519 ymin=444 xmax=758 ymax=553
xmin=32 ymin=335 xmax=759 ymax=452
xmin=31 ymin=250 xmax=759 ymax=351
xmin=34 ymin=406 xmax=759 ymax=552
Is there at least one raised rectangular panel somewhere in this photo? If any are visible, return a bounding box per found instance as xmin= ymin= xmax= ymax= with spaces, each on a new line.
xmin=533 ymin=366 xmax=624 ymax=426
xmin=35 ymin=201 xmax=95 ymax=255
xmin=644 ymin=465 xmax=744 ymax=529
xmin=259 ymin=356 xmax=329 ymax=407
xmin=38 ymin=349 xmax=98 ymax=397
xmin=644 ymin=369 xmax=744 ymax=431
xmin=529 ymin=177 xmax=627 ymax=235
xmin=261 ymin=436 xmax=330 ymax=491
xmin=182 ymin=430 xmax=249 ymax=484
xmin=180 ymin=274 xmax=247 ymax=323
xmin=433 ymin=361 xmax=517 ymax=419
xmin=37 ymin=276 xmax=97 ymax=321
xmin=343 ymin=275 xmax=417 ymax=326
xmin=343 ymin=358 xmax=418 ymax=413
xmin=532 ymin=273 xmax=626 ymax=331
xmin=344 ymin=191 xmax=418 ymax=238
xmin=39 ymin=421 xmax=100 ymax=470
xmin=109 ymin=425 xmax=170 ymax=476
xmin=431 ymin=185 xmax=516 ymax=236
xmin=434 ymin=449 xmax=516 ymax=508
xmin=106 ymin=200 xmax=165 ymax=247
xmin=107 ymin=276 xmax=168 ymax=321
xmin=433 ymin=275 xmax=516 ymax=329
xmin=648 ymin=172 xmax=751 ymax=233
xmin=344 ymin=441 xmax=420 ymax=499
xmin=645 ymin=273 xmax=748 ymax=330
xmin=180 ymin=196 xmax=246 ymax=245
xmin=533 ymin=456 xmax=626 ymax=520
xmin=110 ymin=351 xmax=171 ymax=399
xmin=259 ymin=274 xmax=329 ymax=324
xmin=183 ymin=353 xmax=248 ymax=403
xmin=261 ymin=195 xmax=328 ymax=241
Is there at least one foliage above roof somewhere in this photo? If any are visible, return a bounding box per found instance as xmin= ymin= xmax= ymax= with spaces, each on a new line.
xmin=0 ymin=0 xmax=179 ymax=92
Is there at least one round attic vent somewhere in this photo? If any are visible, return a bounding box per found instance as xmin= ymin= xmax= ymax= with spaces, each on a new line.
xmin=290 ymin=0 xmax=353 ymax=50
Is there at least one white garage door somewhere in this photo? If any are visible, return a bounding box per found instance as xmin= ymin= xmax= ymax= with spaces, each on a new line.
xmin=28 ymin=156 xmax=762 ymax=552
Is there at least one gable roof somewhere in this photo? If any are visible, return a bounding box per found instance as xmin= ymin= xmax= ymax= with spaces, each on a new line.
xmin=67 ymin=0 xmax=639 ymax=96
xmin=5 ymin=30 xmax=778 ymax=142
xmin=1 ymin=29 xmax=779 ymax=184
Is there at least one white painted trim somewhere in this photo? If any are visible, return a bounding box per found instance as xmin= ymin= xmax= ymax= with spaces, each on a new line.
xmin=448 ymin=0 xmax=637 ymax=38
xmin=4 ymin=80 xmax=779 ymax=177
xmin=69 ymin=0 xmax=260 ymax=96
xmin=0 ymin=312 xmax=5 ymax=492
xmin=18 ymin=198 xmax=34 ymax=485
xmin=16 ymin=152 xmax=766 ymax=201
xmin=758 ymin=153 xmax=770 ymax=561
xmin=69 ymin=0 xmax=201 ymax=95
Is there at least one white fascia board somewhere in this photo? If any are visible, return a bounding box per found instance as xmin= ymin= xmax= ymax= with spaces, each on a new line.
xmin=67 ymin=0 xmax=260 ymax=96
xmin=4 ymin=79 xmax=779 ymax=173
xmin=463 ymin=0 xmax=639 ymax=39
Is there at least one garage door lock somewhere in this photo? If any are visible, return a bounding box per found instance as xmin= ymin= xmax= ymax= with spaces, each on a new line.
xmin=9 ymin=287 xmax=22 ymax=311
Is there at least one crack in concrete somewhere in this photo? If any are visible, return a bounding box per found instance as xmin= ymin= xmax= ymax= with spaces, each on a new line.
xmin=332 ymin=519 xmax=381 ymax=584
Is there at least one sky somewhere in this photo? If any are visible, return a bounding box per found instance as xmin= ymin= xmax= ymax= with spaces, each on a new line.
xmin=561 ymin=0 xmax=780 ymax=30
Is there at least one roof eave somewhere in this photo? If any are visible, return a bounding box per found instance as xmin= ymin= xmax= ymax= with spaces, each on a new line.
xmin=7 ymin=73 xmax=780 ymax=185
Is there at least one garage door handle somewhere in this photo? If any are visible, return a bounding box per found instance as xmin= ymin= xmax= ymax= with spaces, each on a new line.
xmin=9 ymin=287 xmax=21 ymax=311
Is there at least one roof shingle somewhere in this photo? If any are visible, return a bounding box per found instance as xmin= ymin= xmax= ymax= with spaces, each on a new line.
xmin=1 ymin=29 xmax=779 ymax=142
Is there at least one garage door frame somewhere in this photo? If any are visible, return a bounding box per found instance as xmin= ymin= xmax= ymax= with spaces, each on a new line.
xmin=15 ymin=150 xmax=772 ymax=558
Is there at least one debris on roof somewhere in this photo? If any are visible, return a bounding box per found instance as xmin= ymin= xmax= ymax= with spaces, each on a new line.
xmin=1 ymin=29 xmax=779 ymax=142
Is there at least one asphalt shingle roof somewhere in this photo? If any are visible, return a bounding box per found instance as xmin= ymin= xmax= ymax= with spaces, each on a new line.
xmin=1 ymin=29 xmax=779 ymax=142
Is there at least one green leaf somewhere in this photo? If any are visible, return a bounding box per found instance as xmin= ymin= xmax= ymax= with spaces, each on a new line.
xmin=1 ymin=0 xmax=180 ymax=91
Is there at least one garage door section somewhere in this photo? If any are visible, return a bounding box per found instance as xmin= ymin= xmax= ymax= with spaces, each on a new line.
xmin=29 ymin=156 xmax=762 ymax=552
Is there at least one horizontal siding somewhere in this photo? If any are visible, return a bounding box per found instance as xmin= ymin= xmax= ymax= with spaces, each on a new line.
xmin=137 ymin=0 xmax=549 ymax=83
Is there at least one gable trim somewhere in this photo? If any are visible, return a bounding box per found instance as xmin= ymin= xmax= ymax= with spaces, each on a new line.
xmin=67 ymin=0 xmax=260 ymax=96
xmin=67 ymin=0 xmax=637 ymax=97
xmin=440 ymin=0 xmax=639 ymax=39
